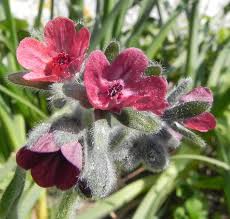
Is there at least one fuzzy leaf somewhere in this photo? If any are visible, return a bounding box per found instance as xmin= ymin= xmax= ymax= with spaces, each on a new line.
xmin=172 ymin=122 xmax=206 ymax=148
xmin=144 ymin=64 xmax=162 ymax=76
xmin=140 ymin=135 xmax=169 ymax=172
xmin=163 ymin=101 xmax=210 ymax=121
xmin=114 ymin=108 xmax=162 ymax=133
xmin=104 ymin=41 xmax=120 ymax=63
xmin=167 ymin=78 xmax=192 ymax=105
xmin=8 ymin=72 xmax=51 ymax=90
xmin=0 ymin=167 xmax=26 ymax=219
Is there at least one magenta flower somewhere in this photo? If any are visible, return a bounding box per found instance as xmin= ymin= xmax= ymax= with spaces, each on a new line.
xmin=17 ymin=17 xmax=90 ymax=82
xmin=84 ymin=48 xmax=168 ymax=114
xmin=16 ymin=133 xmax=82 ymax=190
xmin=180 ymin=87 xmax=216 ymax=132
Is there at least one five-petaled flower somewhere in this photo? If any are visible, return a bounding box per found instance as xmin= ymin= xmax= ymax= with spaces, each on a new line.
xmin=16 ymin=132 xmax=82 ymax=190
xmin=84 ymin=48 xmax=168 ymax=114
xmin=178 ymin=87 xmax=216 ymax=132
xmin=17 ymin=17 xmax=90 ymax=82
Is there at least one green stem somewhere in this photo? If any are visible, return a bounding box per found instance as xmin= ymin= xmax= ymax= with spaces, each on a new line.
xmin=50 ymin=0 xmax=54 ymax=20
xmin=172 ymin=154 xmax=230 ymax=171
xmin=34 ymin=0 xmax=45 ymax=28
xmin=55 ymin=190 xmax=78 ymax=219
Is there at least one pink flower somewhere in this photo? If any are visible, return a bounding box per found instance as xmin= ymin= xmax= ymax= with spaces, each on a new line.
xmin=180 ymin=87 xmax=216 ymax=132
xmin=17 ymin=17 xmax=90 ymax=82
xmin=16 ymin=133 xmax=82 ymax=190
xmin=84 ymin=48 xmax=168 ymax=114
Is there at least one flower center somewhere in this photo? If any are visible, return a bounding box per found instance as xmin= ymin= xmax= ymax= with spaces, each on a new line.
xmin=45 ymin=52 xmax=72 ymax=80
xmin=108 ymin=83 xmax=123 ymax=98
xmin=53 ymin=52 xmax=71 ymax=65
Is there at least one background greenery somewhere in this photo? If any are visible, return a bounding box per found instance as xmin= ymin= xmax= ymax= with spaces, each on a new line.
xmin=0 ymin=0 xmax=229 ymax=218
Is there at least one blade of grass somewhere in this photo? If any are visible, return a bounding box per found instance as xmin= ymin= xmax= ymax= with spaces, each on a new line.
xmin=2 ymin=0 xmax=19 ymax=70
xmin=90 ymin=0 xmax=133 ymax=50
xmin=145 ymin=3 xmax=184 ymax=58
xmin=185 ymin=0 xmax=200 ymax=80
xmin=18 ymin=184 xmax=44 ymax=219
xmin=126 ymin=0 xmax=157 ymax=47
xmin=172 ymin=154 xmax=230 ymax=171
xmin=112 ymin=0 xmax=133 ymax=38
xmin=0 ymin=85 xmax=47 ymax=119
xmin=77 ymin=175 xmax=157 ymax=219
xmin=207 ymin=42 xmax=230 ymax=87
xmin=34 ymin=0 xmax=45 ymax=28
xmin=132 ymin=146 xmax=199 ymax=219
xmin=0 ymin=167 xmax=26 ymax=219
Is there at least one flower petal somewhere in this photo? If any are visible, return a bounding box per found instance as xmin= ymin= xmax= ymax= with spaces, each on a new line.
xmin=127 ymin=76 xmax=168 ymax=115
xmin=71 ymin=27 xmax=90 ymax=58
xmin=61 ymin=142 xmax=83 ymax=171
xmin=183 ymin=112 xmax=216 ymax=132
xmin=55 ymin=158 xmax=79 ymax=190
xmin=84 ymin=50 xmax=110 ymax=109
xmin=106 ymin=48 xmax=148 ymax=82
xmin=16 ymin=147 xmax=45 ymax=170
xmin=23 ymin=71 xmax=59 ymax=82
xmin=180 ymin=87 xmax=213 ymax=104
xmin=16 ymin=37 xmax=52 ymax=72
xmin=31 ymin=152 xmax=59 ymax=188
xmin=29 ymin=133 xmax=59 ymax=153
xmin=44 ymin=17 xmax=76 ymax=54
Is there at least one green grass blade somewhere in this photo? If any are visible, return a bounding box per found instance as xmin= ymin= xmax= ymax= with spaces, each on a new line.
xmin=185 ymin=0 xmax=200 ymax=80
xmin=207 ymin=42 xmax=230 ymax=87
xmin=0 ymin=85 xmax=47 ymax=119
xmin=146 ymin=4 xmax=184 ymax=58
xmin=0 ymin=167 xmax=26 ymax=219
xmin=132 ymin=146 xmax=199 ymax=218
xmin=77 ymin=175 xmax=156 ymax=219
xmin=112 ymin=0 xmax=133 ymax=38
xmin=34 ymin=0 xmax=45 ymax=27
xmin=172 ymin=154 xmax=230 ymax=171
xmin=2 ymin=0 xmax=19 ymax=70
xmin=126 ymin=0 xmax=157 ymax=47
xmin=18 ymin=184 xmax=44 ymax=219
xmin=90 ymin=0 xmax=133 ymax=50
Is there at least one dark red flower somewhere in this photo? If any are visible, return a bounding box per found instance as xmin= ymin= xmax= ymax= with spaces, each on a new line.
xmin=180 ymin=87 xmax=216 ymax=132
xmin=16 ymin=133 xmax=82 ymax=190
xmin=84 ymin=48 xmax=168 ymax=114
xmin=17 ymin=17 xmax=90 ymax=82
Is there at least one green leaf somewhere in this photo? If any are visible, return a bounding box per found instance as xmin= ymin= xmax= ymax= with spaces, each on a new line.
xmin=0 ymin=84 xmax=47 ymax=119
xmin=132 ymin=146 xmax=200 ymax=218
xmin=146 ymin=3 xmax=184 ymax=58
xmin=185 ymin=0 xmax=200 ymax=80
xmin=144 ymin=64 xmax=163 ymax=76
xmin=207 ymin=42 xmax=230 ymax=87
xmin=114 ymin=108 xmax=162 ymax=133
xmin=90 ymin=0 xmax=133 ymax=50
xmin=55 ymin=189 xmax=78 ymax=219
xmin=172 ymin=154 xmax=230 ymax=171
xmin=18 ymin=184 xmax=44 ymax=219
xmin=126 ymin=0 xmax=156 ymax=46
xmin=0 ymin=167 xmax=26 ymax=219
xmin=172 ymin=122 xmax=206 ymax=148
xmin=8 ymin=72 xmax=52 ymax=90
xmin=163 ymin=101 xmax=210 ymax=121
xmin=104 ymin=41 xmax=120 ymax=63
xmin=77 ymin=175 xmax=156 ymax=219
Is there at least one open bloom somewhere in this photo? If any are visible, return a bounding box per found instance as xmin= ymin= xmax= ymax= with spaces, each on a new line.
xmin=17 ymin=17 xmax=90 ymax=82
xmin=16 ymin=132 xmax=82 ymax=190
xmin=179 ymin=87 xmax=216 ymax=132
xmin=84 ymin=48 xmax=168 ymax=114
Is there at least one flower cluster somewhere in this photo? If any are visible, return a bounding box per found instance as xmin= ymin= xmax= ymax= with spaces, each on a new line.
xmin=9 ymin=17 xmax=216 ymax=197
